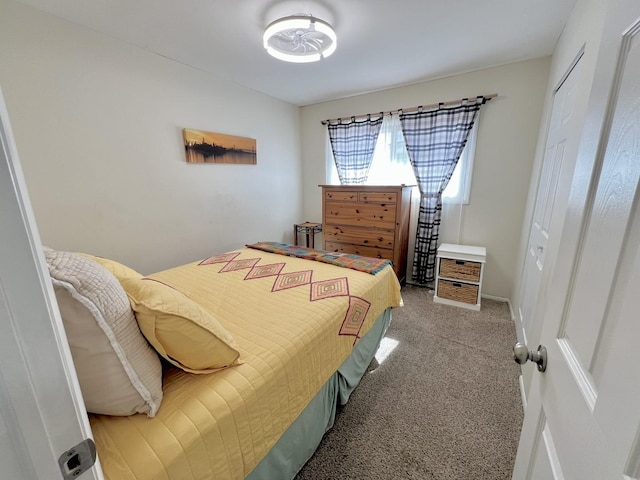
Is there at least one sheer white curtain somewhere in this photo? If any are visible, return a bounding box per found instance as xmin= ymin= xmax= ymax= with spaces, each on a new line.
xmin=367 ymin=115 xmax=415 ymax=185
xmin=441 ymin=117 xmax=478 ymax=204
xmin=367 ymin=115 xmax=421 ymax=283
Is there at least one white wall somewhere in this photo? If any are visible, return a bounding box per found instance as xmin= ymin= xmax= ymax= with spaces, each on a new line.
xmin=0 ymin=1 xmax=302 ymax=275
xmin=300 ymin=59 xmax=550 ymax=298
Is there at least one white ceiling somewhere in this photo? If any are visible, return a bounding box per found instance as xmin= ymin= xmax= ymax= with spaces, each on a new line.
xmin=17 ymin=0 xmax=578 ymax=106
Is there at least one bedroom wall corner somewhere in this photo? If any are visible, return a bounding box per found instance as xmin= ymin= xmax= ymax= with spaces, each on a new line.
xmin=300 ymin=58 xmax=550 ymax=298
xmin=0 ymin=0 xmax=303 ymax=274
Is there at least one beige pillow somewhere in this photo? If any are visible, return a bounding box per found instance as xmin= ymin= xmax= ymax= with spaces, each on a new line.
xmin=80 ymin=254 xmax=143 ymax=281
xmin=45 ymin=249 xmax=163 ymax=417
xmin=120 ymin=277 xmax=241 ymax=374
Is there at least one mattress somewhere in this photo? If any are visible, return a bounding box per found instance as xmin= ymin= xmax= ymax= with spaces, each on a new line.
xmin=90 ymin=247 xmax=402 ymax=479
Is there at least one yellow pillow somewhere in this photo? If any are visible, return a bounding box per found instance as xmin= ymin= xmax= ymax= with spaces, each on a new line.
xmin=120 ymin=277 xmax=241 ymax=374
xmin=81 ymin=254 xmax=143 ymax=281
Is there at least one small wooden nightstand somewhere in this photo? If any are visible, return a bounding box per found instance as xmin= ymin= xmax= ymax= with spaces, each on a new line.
xmin=433 ymin=243 xmax=486 ymax=311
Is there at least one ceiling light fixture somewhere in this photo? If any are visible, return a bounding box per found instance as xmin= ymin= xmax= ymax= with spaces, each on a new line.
xmin=263 ymin=15 xmax=337 ymax=63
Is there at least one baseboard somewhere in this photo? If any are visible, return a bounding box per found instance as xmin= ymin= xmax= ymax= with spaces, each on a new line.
xmin=481 ymin=294 xmax=516 ymax=321
xmin=481 ymin=293 xmax=509 ymax=301
xmin=519 ymin=374 xmax=527 ymax=411
xmin=481 ymin=294 xmax=524 ymax=412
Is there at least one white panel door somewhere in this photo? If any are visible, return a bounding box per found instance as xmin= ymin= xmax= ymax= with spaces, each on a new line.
xmin=0 ymin=86 xmax=102 ymax=479
xmin=513 ymin=3 xmax=640 ymax=478
xmin=517 ymin=53 xmax=584 ymax=345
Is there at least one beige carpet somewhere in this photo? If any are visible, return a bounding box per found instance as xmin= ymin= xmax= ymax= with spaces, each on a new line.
xmin=295 ymin=285 xmax=523 ymax=480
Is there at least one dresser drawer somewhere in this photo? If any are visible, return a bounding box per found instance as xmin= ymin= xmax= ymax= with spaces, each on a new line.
xmin=358 ymin=191 xmax=397 ymax=203
xmin=325 ymin=241 xmax=394 ymax=261
xmin=324 ymin=190 xmax=358 ymax=202
xmin=437 ymin=279 xmax=479 ymax=305
xmin=439 ymin=258 xmax=481 ymax=282
xmin=323 ymin=225 xmax=395 ymax=249
xmin=325 ymin=201 xmax=396 ymax=229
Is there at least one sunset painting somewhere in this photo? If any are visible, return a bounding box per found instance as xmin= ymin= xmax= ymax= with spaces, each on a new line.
xmin=183 ymin=128 xmax=257 ymax=164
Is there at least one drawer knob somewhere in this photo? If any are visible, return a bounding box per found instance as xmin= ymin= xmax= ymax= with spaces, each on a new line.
xmin=455 ymin=260 xmax=465 ymax=265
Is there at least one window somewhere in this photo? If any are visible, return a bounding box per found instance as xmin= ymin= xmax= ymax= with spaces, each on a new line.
xmin=327 ymin=115 xmax=478 ymax=204
xmin=441 ymin=118 xmax=478 ymax=204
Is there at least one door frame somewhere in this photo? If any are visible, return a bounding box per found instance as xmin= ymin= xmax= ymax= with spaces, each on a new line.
xmin=514 ymin=1 xmax=640 ymax=476
xmin=0 ymin=85 xmax=102 ymax=479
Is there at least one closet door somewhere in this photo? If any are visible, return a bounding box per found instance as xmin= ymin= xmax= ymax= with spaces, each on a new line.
xmin=516 ymin=51 xmax=584 ymax=352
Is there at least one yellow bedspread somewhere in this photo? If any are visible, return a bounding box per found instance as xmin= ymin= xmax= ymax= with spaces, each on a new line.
xmin=90 ymin=248 xmax=402 ymax=479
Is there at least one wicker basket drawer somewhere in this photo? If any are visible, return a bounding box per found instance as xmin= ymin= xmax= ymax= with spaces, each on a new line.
xmin=437 ymin=279 xmax=479 ymax=305
xmin=439 ymin=258 xmax=481 ymax=282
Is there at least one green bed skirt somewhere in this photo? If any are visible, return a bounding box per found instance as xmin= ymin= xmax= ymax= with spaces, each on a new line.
xmin=246 ymin=308 xmax=393 ymax=479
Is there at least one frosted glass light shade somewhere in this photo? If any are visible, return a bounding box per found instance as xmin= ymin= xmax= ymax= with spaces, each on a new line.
xmin=263 ymin=15 xmax=337 ymax=63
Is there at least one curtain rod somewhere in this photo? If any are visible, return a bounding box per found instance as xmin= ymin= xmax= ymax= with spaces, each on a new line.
xmin=320 ymin=93 xmax=498 ymax=125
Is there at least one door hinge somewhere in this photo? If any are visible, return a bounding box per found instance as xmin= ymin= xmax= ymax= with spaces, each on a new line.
xmin=58 ymin=438 xmax=96 ymax=479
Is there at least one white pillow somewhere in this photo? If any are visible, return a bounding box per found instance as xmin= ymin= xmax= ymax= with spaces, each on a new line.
xmin=44 ymin=249 xmax=163 ymax=417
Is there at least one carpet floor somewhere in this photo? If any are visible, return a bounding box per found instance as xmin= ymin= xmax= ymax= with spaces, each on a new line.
xmin=295 ymin=285 xmax=524 ymax=480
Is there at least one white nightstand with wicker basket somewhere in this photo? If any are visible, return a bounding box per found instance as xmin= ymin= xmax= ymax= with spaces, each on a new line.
xmin=433 ymin=243 xmax=486 ymax=311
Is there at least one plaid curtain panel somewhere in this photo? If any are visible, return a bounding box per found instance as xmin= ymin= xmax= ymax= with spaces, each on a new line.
xmin=400 ymin=98 xmax=487 ymax=284
xmin=327 ymin=115 xmax=383 ymax=184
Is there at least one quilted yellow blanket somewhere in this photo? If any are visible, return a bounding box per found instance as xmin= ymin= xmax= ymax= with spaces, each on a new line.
xmin=90 ymin=248 xmax=402 ymax=479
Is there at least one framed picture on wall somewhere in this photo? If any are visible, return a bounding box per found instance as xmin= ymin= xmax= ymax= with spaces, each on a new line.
xmin=183 ymin=128 xmax=257 ymax=164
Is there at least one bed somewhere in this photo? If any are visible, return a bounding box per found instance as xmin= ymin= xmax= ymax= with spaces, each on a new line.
xmin=44 ymin=243 xmax=402 ymax=480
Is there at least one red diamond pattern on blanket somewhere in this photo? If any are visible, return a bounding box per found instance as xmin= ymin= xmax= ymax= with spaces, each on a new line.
xmin=219 ymin=258 xmax=260 ymax=273
xmin=272 ymin=270 xmax=313 ymax=292
xmin=199 ymin=252 xmax=240 ymax=266
xmin=310 ymin=277 xmax=349 ymax=302
xmin=206 ymin=251 xmax=378 ymax=343
xmin=339 ymin=296 xmax=371 ymax=337
xmin=244 ymin=263 xmax=286 ymax=280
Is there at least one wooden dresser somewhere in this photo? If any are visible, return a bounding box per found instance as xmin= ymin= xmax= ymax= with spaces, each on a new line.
xmin=320 ymin=185 xmax=413 ymax=284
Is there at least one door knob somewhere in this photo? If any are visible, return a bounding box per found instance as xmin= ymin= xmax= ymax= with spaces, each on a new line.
xmin=513 ymin=343 xmax=547 ymax=372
